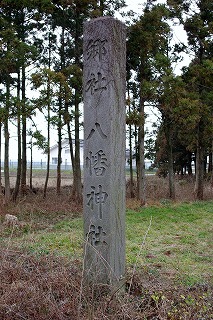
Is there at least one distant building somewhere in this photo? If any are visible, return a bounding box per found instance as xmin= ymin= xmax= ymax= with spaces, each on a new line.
xmin=49 ymin=140 xmax=152 ymax=170
xmin=125 ymin=149 xmax=153 ymax=169
xmin=50 ymin=138 xmax=84 ymax=169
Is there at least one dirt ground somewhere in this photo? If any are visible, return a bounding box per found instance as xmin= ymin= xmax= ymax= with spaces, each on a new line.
xmin=9 ymin=175 xmax=73 ymax=188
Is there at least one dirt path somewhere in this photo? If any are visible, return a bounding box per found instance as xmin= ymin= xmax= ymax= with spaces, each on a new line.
xmin=6 ymin=176 xmax=73 ymax=188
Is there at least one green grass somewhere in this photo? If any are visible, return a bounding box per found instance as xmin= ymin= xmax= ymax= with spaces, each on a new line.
xmin=1 ymin=201 xmax=212 ymax=286
xmin=126 ymin=201 xmax=213 ymax=285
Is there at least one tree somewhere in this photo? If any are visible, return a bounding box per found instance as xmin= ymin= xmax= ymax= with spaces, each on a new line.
xmin=127 ymin=2 xmax=172 ymax=205
xmin=0 ymin=0 xmax=45 ymax=199
xmin=31 ymin=68 xmax=67 ymax=198
xmin=0 ymin=17 xmax=19 ymax=202
xmin=157 ymin=75 xmax=186 ymax=199
xmin=168 ymin=0 xmax=213 ymax=199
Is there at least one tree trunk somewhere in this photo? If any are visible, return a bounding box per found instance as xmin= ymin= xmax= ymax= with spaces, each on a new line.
xmin=129 ymin=122 xmax=134 ymax=198
xmin=127 ymin=86 xmax=134 ymax=198
xmin=138 ymin=90 xmax=146 ymax=206
xmin=167 ymin=123 xmax=175 ymax=199
xmin=168 ymin=142 xmax=175 ymax=199
xmin=56 ymin=26 xmax=65 ymax=195
xmin=194 ymin=143 xmax=204 ymax=200
xmin=29 ymin=141 xmax=33 ymax=190
xmin=135 ymin=125 xmax=139 ymax=199
xmin=187 ymin=151 xmax=193 ymax=175
xmin=57 ymin=134 xmax=61 ymax=195
xmin=43 ymin=32 xmax=52 ymax=199
xmin=57 ymin=94 xmax=62 ymax=195
xmin=43 ymin=80 xmax=50 ymax=199
xmin=12 ymin=69 xmax=22 ymax=201
xmin=4 ymin=129 xmax=10 ymax=203
xmin=208 ymin=152 xmax=212 ymax=173
xmin=194 ymin=43 xmax=205 ymax=200
xmin=64 ymin=100 xmax=75 ymax=176
xmin=71 ymin=14 xmax=82 ymax=202
xmin=204 ymin=156 xmax=207 ymax=175
xmin=4 ymin=77 xmax=10 ymax=203
xmin=72 ymin=89 xmax=82 ymax=201
xmin=21 ymin=65 xmax=27 ymax=194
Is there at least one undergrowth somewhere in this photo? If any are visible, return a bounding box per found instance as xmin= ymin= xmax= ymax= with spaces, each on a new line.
xmin=0 ymin=250 xmax=212 ymax=319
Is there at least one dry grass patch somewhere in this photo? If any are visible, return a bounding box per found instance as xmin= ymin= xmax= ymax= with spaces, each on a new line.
xmin=0 ymin=251 xmax=212 ymax=319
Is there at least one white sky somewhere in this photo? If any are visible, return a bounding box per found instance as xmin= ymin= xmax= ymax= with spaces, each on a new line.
xmin=124 ymin=0 xmax=144 ymax=12
xmin=6 ymin=0 xmax=189 ymax=162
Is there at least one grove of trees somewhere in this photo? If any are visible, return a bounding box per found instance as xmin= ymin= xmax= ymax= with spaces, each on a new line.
xmin=0 ymin=0 xmax=212 ymax=204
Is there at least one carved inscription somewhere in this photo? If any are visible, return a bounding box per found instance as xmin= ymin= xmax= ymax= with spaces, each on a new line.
xmin=83 ymin=17 xmax=126 ymax=285
xmin=87 ymin=224 xmax=107 ymax=247
xmin=86 ymin=122 xmax=107 ymax=140
xmin=87 ymin=185 xmax=108 ymax=219
xmin=86 ymin=150 xmax=108 ymax=176
xmin=86 ymin=39 xmax=107 ymax=61
xmin=85 ymin=72 xmax=107 ymax=95
xmin=85 ymin=37 xmax=109 ymax=244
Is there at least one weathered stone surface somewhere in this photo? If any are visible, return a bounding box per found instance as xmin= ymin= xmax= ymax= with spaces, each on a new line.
xmin=83 ymin=17 xmax=126 ymax=287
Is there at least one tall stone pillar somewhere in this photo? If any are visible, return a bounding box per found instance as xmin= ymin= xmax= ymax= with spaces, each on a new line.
xmin=83 ymin=17 xmax=126 ymax=287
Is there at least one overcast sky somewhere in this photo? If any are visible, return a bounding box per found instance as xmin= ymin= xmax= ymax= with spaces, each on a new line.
xmin=125 ymin=0 xmax=144 ymax=12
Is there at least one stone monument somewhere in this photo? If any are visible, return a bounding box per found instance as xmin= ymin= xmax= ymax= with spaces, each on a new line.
xmin=83 ymin=17 xmax=126 ymax=287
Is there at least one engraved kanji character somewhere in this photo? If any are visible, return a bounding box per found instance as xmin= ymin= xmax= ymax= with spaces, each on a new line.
xmin=85 ymin=72 xmax=107 ymax=95
xmin=87 ymin=185 xmax=108 ymax=219
xmin=86 ymin=150 xmax=108 ymax=176
xmin=87 ymin=224 xmax=107 ymax=247
xmin=86 ymin=39 xmax=107 ymax=61
xmin=86 ymin=123 xmax=107 ymax=140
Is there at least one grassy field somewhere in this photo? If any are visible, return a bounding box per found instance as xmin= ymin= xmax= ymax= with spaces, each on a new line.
xmin=0 ymin=200 xmax=212 ymax=319
xmin=1 ymin=201 xmax=212 ymax=286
